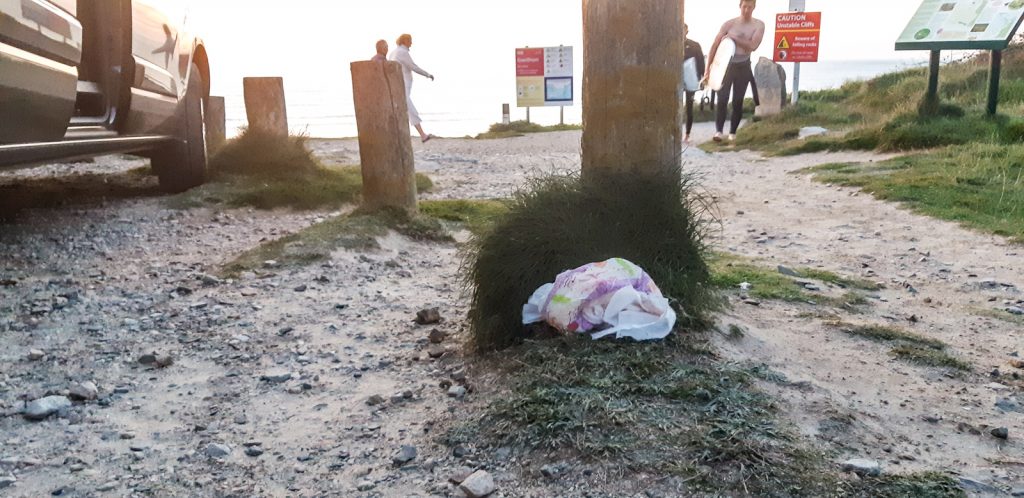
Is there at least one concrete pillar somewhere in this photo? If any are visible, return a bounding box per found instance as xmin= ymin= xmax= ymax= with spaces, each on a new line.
xmin=205 ymin=96 xmax=226 ymax=151
xmin=243 ymin=77 xmax=288 ymax=137
xmin=350 ymin=61 xmax=417 ymax=213
xmin=581 ymin=0 xmax=685 ymax=178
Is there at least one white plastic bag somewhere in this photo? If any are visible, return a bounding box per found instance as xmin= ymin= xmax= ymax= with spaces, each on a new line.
xmin=683 ymin=57 xmax=700 ymax=92
xmin=522 ymin=258 xmax=677 ymax=341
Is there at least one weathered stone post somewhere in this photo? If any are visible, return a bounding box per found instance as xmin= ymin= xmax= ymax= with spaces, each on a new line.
xmin=205 ymin=96 xmax=226 ymax=152
xmin=754 ymin=58 xmax=785 ymax=117
xmin=350 ymin=61 xmax=417 ymax=213
xmin=581 ymin=0 xmax=685 ymax=178
xmin=243 ymin=77 xmax=288 ymax=137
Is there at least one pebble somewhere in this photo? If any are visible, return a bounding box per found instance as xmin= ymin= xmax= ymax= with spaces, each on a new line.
xmin=840 ymin=458 xmax=882 ymax=477
xmin=244 ymin=446 xmax=264 ymax=457
xmin=260 ymin=372 xmax=293 ymax=384
xmin=23 ymin=396 xmax=72 ymax=421
xmin=991 ymin=427 xmax=1009 ymax=440
xmin=1008 ymin=306 xmax=1024 ymax=316
xmin=1011 ymin=487 xmax=1024 ymax=497
xmin=393 ymin=445 xmax=417 ymax=466
xmin=448 ymin=386 xmax=467 ymax=399
xmin=459 ymin=470 xmax=497 ymax=497
xmin=777 ymin=265 xmax=800 ymax=277
xmin=366 ymin=395 xmax=386 ymax=406
xmin=357 ymin=481 xmax=376 ymax=492
xmin=0 ymin=476 xmax=15 ymax=488
xmin=96 ymin=481 xmax=118 ymax=492
xmin=68 ymin=381 xmax=99 ymax=401
xmin=415 ymin=307 xmax=442 ymax=325
xmin=428 ymin=328 xmax=447 ymax=344
xmin=449 ymin=467 xmax=474 ymax=484
xmin=205 ymin=443 xmax=232 ymax=458
xmin=27 ymin=349 xmax=45 ymax=361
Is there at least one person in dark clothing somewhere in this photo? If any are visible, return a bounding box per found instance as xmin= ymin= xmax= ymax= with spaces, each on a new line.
xmin=683 ymin=23 xmax=706 ymax=143
xmin=704 ymin=0 xmax=765 ymax=142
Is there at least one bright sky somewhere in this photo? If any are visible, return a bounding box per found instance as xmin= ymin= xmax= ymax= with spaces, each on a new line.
xmin=180 ymin=0 xmax=932 ymax=134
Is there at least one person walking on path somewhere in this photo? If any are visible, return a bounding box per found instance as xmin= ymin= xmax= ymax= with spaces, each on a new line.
xmin=389 ymin=33 xmax=436 ymax=143
xmin=703 ymin=0 xmax=765 ymax=142
xmin=370 ymin=40 xmax=388 ymax=62
xmin=683 ymin=23 xmax=706 ymax=144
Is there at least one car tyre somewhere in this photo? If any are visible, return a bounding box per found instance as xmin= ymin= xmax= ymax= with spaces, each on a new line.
xmin=154 ymin=63 xmax=207 ymax=193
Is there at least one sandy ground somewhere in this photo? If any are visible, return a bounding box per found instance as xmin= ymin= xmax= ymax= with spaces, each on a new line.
xmin=0 ymin=123 xmax=1021 ymax=496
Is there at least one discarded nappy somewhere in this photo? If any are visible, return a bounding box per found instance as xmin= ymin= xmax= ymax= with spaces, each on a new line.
xmin=522 ymin=258 xmax=676 ymax=341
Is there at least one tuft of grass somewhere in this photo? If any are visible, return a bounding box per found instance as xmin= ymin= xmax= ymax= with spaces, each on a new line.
xmin=710 ymin=254 xmax=873 ymax=310
xmin=221 ymin=208 xmax=451 ymax=276
xmin=464 ymin=168 xmax=717 ymax=351
xmin=475 ymin=120 xmax=582 ymax=139
xmin=419 ymin=199 xmax=509 ymax=235
xmin=848 ymin=473 xmax=966 ymax=498
xmin=830 ymin=322 xmax=970 ymax=372
xmin=448 ymin=337 xmax=837 ymax=496
xmin=804 ymin=143 xmax=1024 ymax=242
xmin=171 ymin=128 xmax=435 ymax=211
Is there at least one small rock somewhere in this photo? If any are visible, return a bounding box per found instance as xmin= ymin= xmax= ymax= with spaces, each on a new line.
xmin=234 ymin=415 xmax=248 ymax=425
xmin=393 ymin=445 xmax=417 ymax=466
xmin=428 ymin=345 xmax=447 ymax=359
xmin=205 ymin=443 xmax=232 ymax=458
xmin=1010 ymin=360 xmax=1024 ymax=370
xmin=415 ymin=308 xmax=442 ymax=325
xmin=428 ymin=329 xmax=447 ymax=344
xmin=449 ymin=467 xmax=474 ymax=484
xmin=777 ymin=265 xmax=800 ymax=277
xmin=357 ymin=481 xmax=375 ymax=492
xmin=27 ymin=349 xmax=45 ymax=361
xmin=96 ymin=481 xmax=118 ymax=492
xmin=154 ymin=355 xmax=174 ymax=368
xmin=23 ymin=396 xmax=72 ymax=421
xmin=1010 ymin=487 xmax=1024 ymax=497
xmin=541 ymin=463 xmax=567 ymax=478
xmin=294 ymin=285 xmax=307 ymax=292
xmin=957 ymin=422 xmax=982 ymax=435
xmin=260 ymin=372 xmax=293 ymax=384
xmin=991 ymin=427 xmax=1009 ymax=440
xmin=263 ymin=260 xmax=280 ymax=269
xmin=448 ymin=386 xmax=467 ymax=399
xmin=245 ymin=446 xmax=264 ymax=457
xmin=0 ymin=476 xmax=15 ymax=489
xmin=841 ymin=458 xmax=882 ymax=477
xmin=996 ymin=397 xmax=1022 ymax=412
xmin=959 ymin=477 xmax=1003 ymax=495
xmin=459 ymin=470 xmax=497 ymax=497
xmin=366 ymin=395 xmax=386 ymax=406
xmin=1007 ymin=306 xmax=1024 ymax=316
xmin=68 ymin=381 xmax=99 ymax=401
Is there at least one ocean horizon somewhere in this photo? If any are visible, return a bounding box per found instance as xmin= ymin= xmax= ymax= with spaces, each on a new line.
xmin=220 ymin=58 xmax=928 ymax=139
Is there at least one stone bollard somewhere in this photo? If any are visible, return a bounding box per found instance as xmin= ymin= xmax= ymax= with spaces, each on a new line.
xmin=205 ymin=96 xmax=226 ymax=152
xmin=581 ymin=0 xmax=685 ymax=178
xmin=754 ymin=58 xmax=786 ymax=117
xmin=350 ymin=61 xmax=417 ymax=213
xmin=243 ymin=77 xmax=288 ymax=137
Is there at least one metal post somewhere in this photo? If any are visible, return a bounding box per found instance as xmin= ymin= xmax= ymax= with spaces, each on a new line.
xmin=987 ymin=49 xmax=1002 ymax=116
xmin=791 ymin=62 xmax=801 ymax=105
xmin=526 ymin=107 xmax=531 ymax=123
xmin=559 ymin=106 xmax=564 ymax=125
xmin=502 ymin=103 xmax=511 ymax=125
xmin=927 ymin=50 xmax=940 ymax=101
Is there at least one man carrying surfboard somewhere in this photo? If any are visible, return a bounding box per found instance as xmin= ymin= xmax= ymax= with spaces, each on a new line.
xmin=702 ymin=0 xmax=766 ymax=142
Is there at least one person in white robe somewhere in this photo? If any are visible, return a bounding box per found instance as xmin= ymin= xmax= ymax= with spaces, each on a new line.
xmin=388 ymin=33 xmax=436 ymax=143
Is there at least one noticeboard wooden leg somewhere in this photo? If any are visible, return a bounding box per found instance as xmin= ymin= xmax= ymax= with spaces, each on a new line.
xmin=927 ymin=50 xmax=940 ymax=102
xmin=987 ymin=50 xmax=1002 ymax=116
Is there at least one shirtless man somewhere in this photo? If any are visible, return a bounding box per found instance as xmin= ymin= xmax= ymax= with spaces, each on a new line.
xmin=703 ymin=0 xmax=765 ymax=142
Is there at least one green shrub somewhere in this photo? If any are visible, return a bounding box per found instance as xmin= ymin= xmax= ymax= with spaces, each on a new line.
xmin=464 ymin=167 xmax=717 ymax=351
xmin=209 ymin=127 xmax=319 ymax=178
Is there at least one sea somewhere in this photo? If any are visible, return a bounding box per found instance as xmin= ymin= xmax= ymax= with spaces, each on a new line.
xmin=218 ymin=58 xmax=929 ymax=139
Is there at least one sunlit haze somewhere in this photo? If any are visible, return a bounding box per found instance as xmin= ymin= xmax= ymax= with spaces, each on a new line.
xmin=182 ymin=1 xmax=932 ymax=137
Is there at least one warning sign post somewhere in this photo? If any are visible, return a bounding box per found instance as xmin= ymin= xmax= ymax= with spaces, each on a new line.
xmin=773 ymin=11 xmax=821 ymax=63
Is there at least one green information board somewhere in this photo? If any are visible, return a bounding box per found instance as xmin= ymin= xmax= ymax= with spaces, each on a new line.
xmin=896 ymin=0 xmax=1024 ymax=50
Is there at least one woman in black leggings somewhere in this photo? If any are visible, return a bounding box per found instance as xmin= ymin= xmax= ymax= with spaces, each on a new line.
xmin=703 ymin=0 xmax=765 ymax=142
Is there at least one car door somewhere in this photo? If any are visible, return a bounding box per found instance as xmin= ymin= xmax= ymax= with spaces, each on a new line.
xmin=0 ymin=0 xmax=83 ymax=144
xmin=124 ymin=0 xmax=186 ymax=134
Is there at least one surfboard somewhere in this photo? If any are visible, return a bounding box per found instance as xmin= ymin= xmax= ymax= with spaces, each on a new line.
xmin=708 ymin=37 xmax=736 ymax=92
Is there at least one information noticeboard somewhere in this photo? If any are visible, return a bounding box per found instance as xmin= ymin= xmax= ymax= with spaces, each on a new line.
xmin=896 ymin=0 xmax=1024 ymax=51
xmin=516 ymin=46 xmax=574 ymax=108
xmin=773 ymin=11 xmax=821 ymax=63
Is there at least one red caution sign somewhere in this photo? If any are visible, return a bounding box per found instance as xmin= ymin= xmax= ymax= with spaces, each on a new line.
xmin=773 ymin=11 xmax=821 ymax=63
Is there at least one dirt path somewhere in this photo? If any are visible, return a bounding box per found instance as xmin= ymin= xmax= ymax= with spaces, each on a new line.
xmin=1 ymin=124 xmax=1021 ymax=496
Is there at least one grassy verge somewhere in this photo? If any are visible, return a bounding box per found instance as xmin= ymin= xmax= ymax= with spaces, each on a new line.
xmin=419 ymin=199 xmax=509 ymax=235
xmin=221 ymin=208 xmax=450 ymax=277
xmin=171 ymin=129 xmax=433 ymax=211
xmin=710 ymin=254 xmax=874 ymax=310
xmin=475 ymin=120 xmax=582 ymax=139
xmin=830 ymin=322 xmax=970 ymax=372
xmin=448 ymin=336 xmax=965 ymax=496
xmin=802 ymin=144 xmax=1024 ymax=242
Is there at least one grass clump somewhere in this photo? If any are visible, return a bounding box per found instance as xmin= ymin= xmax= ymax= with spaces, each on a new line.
xmin=449 ymin=337 xmax=835 ymax=495
xmin=184 ymin=128 xmax=432 ymax=211
xmin=464 ymin=168 xmax=716 ymax=351
xmin=419 ymin=199 xmax=509 ymax=235
xmin=805 ymin=143 xmax=1024 ymax=242
xmin=475 ymin=120 xmax=582 ymax=139
xmin=849 ymin=473 xmax=965 ymax=498
xmin=830 ymin=322 xmax=970 ymax=372
xmin=710 ymin=255 xmax=873 ymax=311
xmin=221 ymin=207 xmax=450 ymax=276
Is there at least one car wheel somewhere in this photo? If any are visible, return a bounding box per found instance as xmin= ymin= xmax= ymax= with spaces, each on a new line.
xmin=154 ymin=63 xmax=207 ymax=193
